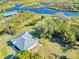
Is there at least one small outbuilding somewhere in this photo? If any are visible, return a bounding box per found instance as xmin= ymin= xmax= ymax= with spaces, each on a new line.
xmin=2 ymin=11 xmax=16 ymax=17
xmin=10 ymin=32 xmax=38 ymax=52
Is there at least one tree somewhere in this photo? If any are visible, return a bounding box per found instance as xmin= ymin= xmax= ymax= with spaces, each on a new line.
xmin=0 ymin=23 xmax=6 ymax=33
xmin=32 ymin=53 xmax=42 ymax=59
xmin=16 ymin=50 xmax=31 ymax=59
xmin=59 ymin=55 xmax=68 ymax=59
xmin=16 ymin=50 xmax=42 ymax=59
xmin=33 ymin=16 xmax=78 ymax=47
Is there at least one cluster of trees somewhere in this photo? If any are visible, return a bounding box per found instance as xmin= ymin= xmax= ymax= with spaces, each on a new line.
xmin=40 ymin=0 xmax=79 ymax=12
xmin=0 ymin=11 xmax=42 ymax=35
xmin=0 ymin=15 xmax=4 ymax=20
xmin=0 ymin=11 xmax=79 ymax=47
xmin=33 ymin=16 xmax=79 ymax=47
xmin=5 ymin=12 xmax=35 ymax=34
xmin=15 ymin=50 xmax=42 ymax=59
xmin=1 ymin=0 xmax=79 ymax=12
xmin=0 ymin=0 xmax=38 ymax=6
xmin=0 ymin=15 xmax=5 ymax=33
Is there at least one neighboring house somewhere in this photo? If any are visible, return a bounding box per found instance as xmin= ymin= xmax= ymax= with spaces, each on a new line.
xmin=10 ymin=32 xmax=38 ymax=52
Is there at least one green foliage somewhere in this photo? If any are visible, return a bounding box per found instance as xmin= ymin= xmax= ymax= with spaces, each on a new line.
xmin=0 ymin=4 xmax=14 ymax=12
xmin=16 ymin=50 xmax=31 ymax=59
xmin=0 ymin=11 xmax=43 ymax=35
xmin=33 ymin=16 xmax=79 ymax=47
xmin=5 ymin=12 xmax=35 ymax=34
xmin=32 ymin=53 xmax=42 ymax=59
xmin=0 ymin=15 xmax=4 ymax=21
xmin=16 ymin=50 xmax=42 ymax=59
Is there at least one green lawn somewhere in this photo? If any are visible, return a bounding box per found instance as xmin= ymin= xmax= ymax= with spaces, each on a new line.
xmin=0 ymin=44 xmax=16 ymax=59
xmin=0 ymin=34 xmax=15 ymax=59
xmin=0 ymin=34 xmax=12 ymax=46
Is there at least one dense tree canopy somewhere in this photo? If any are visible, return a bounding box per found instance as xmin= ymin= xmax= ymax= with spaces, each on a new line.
xmin=33 ymin=16 xmax=79 ymax=47
xmin=16 ymin=50 xmax=42 ymax=59
xmin=0 ymin=11 xmax=79 ymax=47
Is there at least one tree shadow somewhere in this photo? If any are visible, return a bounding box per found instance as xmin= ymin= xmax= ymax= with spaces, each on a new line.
xmin=59 ymin=55 xmax=69 ymax=59
xmin=6 ymin=41 xmax=13 ymax=46
xmin=50 ymin=37 xmax=78 ymax=51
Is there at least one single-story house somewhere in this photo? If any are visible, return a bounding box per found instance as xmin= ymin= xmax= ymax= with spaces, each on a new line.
xmin=9 ymin=32 xmax=38 ymax=52
xmin=1 ymin=11 xmax=16 ymax=17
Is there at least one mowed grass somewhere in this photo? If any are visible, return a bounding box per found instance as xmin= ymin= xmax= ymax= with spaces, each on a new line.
xmin=38 ymin=39 xmax=79 ymax=59
xmin=0 ymin=34 xmax=12 ymax=46
xmin=0 ymin=34 xmax=15 ymax=59
xmin=0 ymin=4 xmax=14 ymax=11
xmin=0 ymin=44 xmax=16 ymax=59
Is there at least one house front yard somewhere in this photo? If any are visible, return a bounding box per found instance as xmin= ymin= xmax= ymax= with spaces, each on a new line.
xmin=0 ymin=26 xmax=34 ymax=59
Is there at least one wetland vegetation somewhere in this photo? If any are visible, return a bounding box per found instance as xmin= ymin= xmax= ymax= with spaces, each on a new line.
xmin=0 ymin=0 xmax=79 ymax=59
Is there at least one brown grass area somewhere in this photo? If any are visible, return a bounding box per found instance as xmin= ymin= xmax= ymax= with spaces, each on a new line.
xmin=0 ymin=34 xmax=12 ymax=46
xmin=37 ymin=39 xmax=79 ymax=59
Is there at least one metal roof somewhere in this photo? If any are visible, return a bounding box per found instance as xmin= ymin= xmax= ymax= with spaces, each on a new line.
xmin=2 ymin=11 xmax=16 ymax=17
xmin=10 ymin=32 xmax=37 ymax=51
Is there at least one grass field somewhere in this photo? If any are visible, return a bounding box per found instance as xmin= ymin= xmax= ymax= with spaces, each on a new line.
xmin=38 ymin=39 xmax=79 ymax=59
xmin=0 ymin=44 xmax=16 ymax=59
xmin=0 ymin=33 xmax=15 ymax=59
